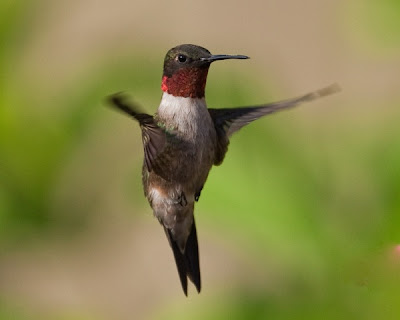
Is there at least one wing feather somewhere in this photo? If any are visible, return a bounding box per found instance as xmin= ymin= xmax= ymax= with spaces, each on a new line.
xmin=108 ymin=94 xmax=167 ymax=172
xmin=209 ymin=84 xmax=340 ymax=164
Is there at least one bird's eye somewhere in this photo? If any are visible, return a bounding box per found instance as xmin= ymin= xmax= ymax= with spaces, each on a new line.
xmin=177 ymin=54 xmax=187 ymax=63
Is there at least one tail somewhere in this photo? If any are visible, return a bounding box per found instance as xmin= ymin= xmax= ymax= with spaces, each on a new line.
xmin=164 ymin=220 xmax=201 ymax=296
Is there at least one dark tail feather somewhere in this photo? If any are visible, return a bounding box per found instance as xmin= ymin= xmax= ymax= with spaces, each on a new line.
xmin=164 ymin=220 xmax=201 ymax=296
xmin=185 ymin=221 xmax=201 ymax=292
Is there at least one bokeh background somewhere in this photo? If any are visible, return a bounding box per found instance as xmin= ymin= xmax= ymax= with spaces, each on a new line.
xmin=1 ymin=0 xmax=400 ymax=319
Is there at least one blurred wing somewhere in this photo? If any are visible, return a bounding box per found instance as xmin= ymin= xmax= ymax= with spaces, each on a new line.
xmin=209 ymin=84 xmax=339 ymax=137
xmin=108 ymin=93 xmax=167 ymax=171
xmin=209 ymin=84 xmax=340 ymax=164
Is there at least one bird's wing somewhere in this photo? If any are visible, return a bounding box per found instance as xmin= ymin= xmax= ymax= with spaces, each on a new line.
xmin=108 ymin=94 xmax=167 ymax=172
xmin=208 ymin=84 xmax=340 ymax=165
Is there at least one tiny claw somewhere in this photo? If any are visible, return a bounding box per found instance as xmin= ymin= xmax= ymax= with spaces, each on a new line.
xmin=178 ymin=192 xmax=187 ymax=207
xmin=195 ymin=186 xmax=203 ymax=202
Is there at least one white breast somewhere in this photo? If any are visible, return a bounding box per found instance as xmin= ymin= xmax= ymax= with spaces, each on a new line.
xmin=157 ymin=92 xmax=214 ymax=140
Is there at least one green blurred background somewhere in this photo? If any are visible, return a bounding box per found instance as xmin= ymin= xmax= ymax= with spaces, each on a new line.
xmin=1 ymin=0 xmax=400 ymax=319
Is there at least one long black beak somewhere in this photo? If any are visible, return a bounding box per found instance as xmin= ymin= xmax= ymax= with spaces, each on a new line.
xmin=200 ymin=54 xmax=249 ymax=62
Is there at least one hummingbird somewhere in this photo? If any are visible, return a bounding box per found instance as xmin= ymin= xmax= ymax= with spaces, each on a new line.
xmin=109 ymin=44 xmax=339 ymax=296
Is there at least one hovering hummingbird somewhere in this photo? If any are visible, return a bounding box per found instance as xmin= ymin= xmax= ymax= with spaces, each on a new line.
xmin=109 ymin=44 xmax=339 ymax=296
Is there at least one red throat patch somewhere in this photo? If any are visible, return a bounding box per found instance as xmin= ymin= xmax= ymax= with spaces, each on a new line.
xmin=161 ymin=67 xmax=209 ymax=98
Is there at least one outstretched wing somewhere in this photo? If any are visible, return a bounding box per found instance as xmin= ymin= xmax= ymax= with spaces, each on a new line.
xmin=108 ymin=93 xmax=167 ymax=172
xmin=209 ymin=84 xmax=340 ymax=165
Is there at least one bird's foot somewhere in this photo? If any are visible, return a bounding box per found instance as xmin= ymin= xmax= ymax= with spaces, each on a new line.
xmin=195 ymin=187 xmax=203 ymax=202
xmin=177 ymin=192 xmax=187 ymax=206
